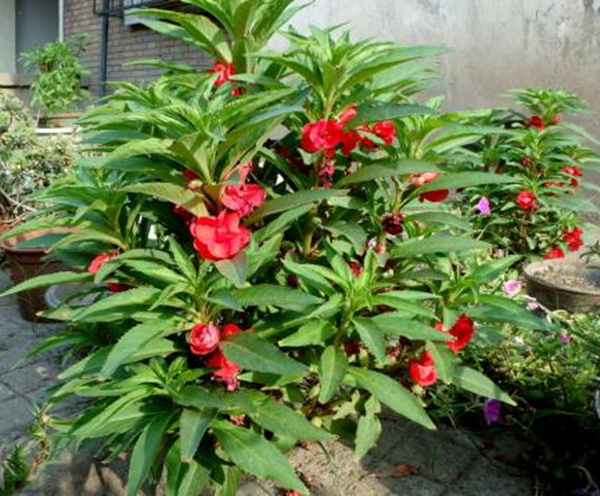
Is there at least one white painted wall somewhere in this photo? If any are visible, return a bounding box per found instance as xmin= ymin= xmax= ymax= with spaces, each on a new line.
xmin=0 ymin=0 xmax=16 ymax=73
xmin=281 ymin=0 xmax=600 ymax=135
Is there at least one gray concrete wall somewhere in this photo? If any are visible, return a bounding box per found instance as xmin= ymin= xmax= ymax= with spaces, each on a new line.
xmin=286 ymin=0 xmax=600 ymax=136
xmin=0 ymin=0 xmax=16 ymax=73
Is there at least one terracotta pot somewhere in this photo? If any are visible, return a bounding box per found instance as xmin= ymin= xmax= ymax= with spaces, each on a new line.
xmin=524 ymin=260 xmax=600 ymax=313
xmin=1 ymin=228 xmax=70 ymax=322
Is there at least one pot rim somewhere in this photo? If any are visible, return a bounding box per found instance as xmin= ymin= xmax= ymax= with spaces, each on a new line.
xmin=0 ymin=227 xmax=72 ymax=255
xmin=524 ymin=260 xmax=600 ymax=297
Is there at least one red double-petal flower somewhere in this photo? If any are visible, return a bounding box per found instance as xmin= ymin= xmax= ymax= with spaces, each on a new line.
xmin=190 ymin=211 xmax=250 ymax=261
xmin=189 ymin=323 xmax=221 ymax=356
xmin=408 ymin=350 xmax=438 ymax=387
xmin=445 ymin=314 xmax=475 ymax=354
xmin=516 ymin=191 xmax=539 ymax=211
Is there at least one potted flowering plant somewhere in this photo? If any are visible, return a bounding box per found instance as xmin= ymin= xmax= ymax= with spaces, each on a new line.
xmin=2 ymin=1 xmax=550 ymax=493
xmin=454 ymin=88 xmax=598 ymax=260
xmin=0 ymin=92 xmax=76 ymax=320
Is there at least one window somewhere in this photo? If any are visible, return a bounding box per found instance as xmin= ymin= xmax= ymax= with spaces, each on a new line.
xmin=0 ymin=0 xmax=62 ymax=74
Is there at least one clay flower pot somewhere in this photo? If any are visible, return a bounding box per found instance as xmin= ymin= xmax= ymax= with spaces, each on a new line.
xmin=524 ymin=259 xmax=600 ymax=313
xmin=1 ymin=228 xmax=70 ymax=321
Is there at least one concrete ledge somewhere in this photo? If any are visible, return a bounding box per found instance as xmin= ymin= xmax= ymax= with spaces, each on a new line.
xmin=0 ymin=73 xmax=33 ymax=88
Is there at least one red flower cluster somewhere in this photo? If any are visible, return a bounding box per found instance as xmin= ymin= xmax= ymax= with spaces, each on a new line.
xmin=190 ymin=211 xmax=250 ymax=261
xmin=409 ymin=315 xmax=475 ymax=387
xmin=516 ymin=191 xmax=538 ymax=211
xmin=562 ymin=165 xmax=583 ymax=187
xmin=544 ymin=247 xmax=565 ymax=260
xmin=190 ymin=323 xmax=244 ymax=391
xmin=411 ymin=172 xmax=449 ymax=203
xmin=210 ymin=61 xmax=241 ymax=96
xmin=301 ymin=106 xmax=396 ymax=158
xmin=563 ymin=226 xmax=584 ymax=252
xmin=189 ymin=163 xmax=264 ymax=262
xmin=408 ymin=350 xmax=437 ymax=387
xmin=381 ymin=212 xmax=405 ymax=235
xmin=524 ymin=115 xmax=545 ymax=131
xmin=444 ymin=314 xmax=475 ymax=354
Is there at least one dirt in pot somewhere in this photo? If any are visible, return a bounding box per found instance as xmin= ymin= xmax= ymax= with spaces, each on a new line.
xmin=533 ymin=264 xmax=600 ymax=293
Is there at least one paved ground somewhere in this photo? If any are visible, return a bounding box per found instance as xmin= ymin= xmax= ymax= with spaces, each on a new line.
xmin=0 ymin=268 xmax=534 ymax=495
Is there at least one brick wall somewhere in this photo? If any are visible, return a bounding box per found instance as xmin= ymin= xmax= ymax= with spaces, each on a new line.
xmin=64 ymin=0 xmax=212 ymax=95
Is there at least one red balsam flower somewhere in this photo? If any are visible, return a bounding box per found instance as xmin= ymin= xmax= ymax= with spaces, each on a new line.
xmin=189 ymin=323 xmax=221 ymax=355
xmin=445 ymin=314 xmax=475 ymax=354
xmin=190 ymin=211 xmax=250 ymax=261
xmin=222 ymin=183 xmax=266 ymax=217
xmin=205 ymin=323 xmax=244 ymax=391
xmin=563 ymin=227 xmax=584 ymax=252
xmin=373 ymin=121 xmax=397 ymax=146
xmin=562 ymin=165 xmax=583 ymax=187
xmin=408 ymin=350 xmax=438 ymax=387
xmin=411 ymin=172 xmax=449 ymax=203
xmin=525 ymin=115 xmax=545 ymax=131
xmin=211 ymin=61 xmax=235 ymax=87
xmin=516 ymin=191 xmax=538 ymax=211
xmin=301 ymin=119 xmax=344 ymax=157
xmin=544 ymin=247 xmax=565 ymax=260
xmin=88 ymin=251 xmax=118 ymax=274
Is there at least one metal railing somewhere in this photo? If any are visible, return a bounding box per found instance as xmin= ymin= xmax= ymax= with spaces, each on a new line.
xmin=93 ymin=0 xmax=181 ymax=16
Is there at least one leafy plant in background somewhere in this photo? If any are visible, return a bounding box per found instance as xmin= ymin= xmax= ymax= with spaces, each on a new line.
xmin=0 ymin=93 xmax=75 ymax=223
xmin=20 ymin=34 xmax=90 ymax=118
xmin=454 ymin=88 xmax=600 ymax=259
xmin=2 ymin=1 xmax=552 ymax=494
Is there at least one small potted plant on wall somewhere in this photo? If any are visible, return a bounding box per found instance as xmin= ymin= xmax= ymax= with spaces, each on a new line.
xmin=20 ymin=34 xmax=90 ymax=132
xmin=0 ymin=92 xmax=76 ymax=321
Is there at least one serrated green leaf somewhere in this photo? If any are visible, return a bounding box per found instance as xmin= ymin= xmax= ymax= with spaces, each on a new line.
xmin=318 ymin=346 xmax=348 ymax=404
xmin=349 ymin=367 xmax=435 ymax=430
xmin=279 ymin=320 xmax=336 ymax=347
xmin=214 ymin=422 xmax=307 ymax=494
xmin=221 ymin=333 xmax=307 ymax=376
xmin=180 ymin=408 xmax=217 ymax=463
xmin=452 ymin=366 xmax=516 ymax=405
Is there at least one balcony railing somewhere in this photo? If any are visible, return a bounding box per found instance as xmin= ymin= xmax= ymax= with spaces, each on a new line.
xmin=93 ymin=0 xmax=181 ymax=16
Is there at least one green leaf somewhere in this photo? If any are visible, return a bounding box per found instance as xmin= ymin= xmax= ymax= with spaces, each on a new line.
xmin=206 ymin=289 xmax=242 ymax=311
xmin=70 ymin=288 xmax=163 ymax=323
xmin=415 ymin=172 xmax=514 ymax=194
xmin=545 ymin=194 xmax=599 ymax=212
xmin=354 ymin=397 xmax=382 ymax=459
xmin=364 ymin=313 xmax=448 ymax=341
xmin=370 ymin=294 xmax=437 ymax=319
xmin=176 ymin=458 xmax=211 ymax=496
xmin=233 ymin=285 xmax=322 ymax=311
xmin=180 ymin=408 xmax=217 ymax=463
xmin=324 ymin=221 xmax=367 ymax=254
xmin=318 ymin=346 xmax=348 ymax=404
xmin=221 ymin=333 xmax=308 ymax=376
xmin=0 ymin=272 xmax=92 ymax=297
xmin=214 ymin=422 xmax=307 ymax=494
xmin=122 ymin=182 xmax=208 ymax=216
xmin=174 ymin=386 xmax=227 ymax=410
xmin=353 ymin=318 xmax=387 ymax=361
xmin=215 ymin=252 xmax=247 ymax=288
xmin=101 ymin=319 xmax=180 ymax=377
xmin=349 ymin=367 xmax=435 ymax=430
xmin=351 ymin=103 xmax=434 ymax=126
xmin=393 ymin=235 xmax=489 ymax=258
xmin=404 ymin=211 xmax=471 ymax=232
xmin=427 ymin=342 xmax=456 ymax=383
xmin=229 ymin=391 xmax=332 ymax=443
xmin=279 ymin=321 xmax=336 ymax=347
xmin=254 ymin=205 xmax=312 ymax=244
xmin=247 ymin=189 xmax=347 ymax=223
xmin=469 ymin=255 xmax=522 ymax=284
xmin=336 ymin=160 xmax=439 ymax=187
xmin=452 ymin=366 xmax=516 ymax=406
xmin=127 ymin=413 xmax=173 ymax=496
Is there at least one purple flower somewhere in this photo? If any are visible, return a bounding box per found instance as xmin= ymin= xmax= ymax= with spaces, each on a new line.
xmin=476 ymin=197 xmax=491 ymax=216
xmin=503 ymin=279 xmax=522 ymax=297
xmin=559 ymin=333 xmax=572 ymax=344
xmin=526 ymin=297 xmax=540 ymax=311
xmin=483 ymin=399 xmax=501 ymax=425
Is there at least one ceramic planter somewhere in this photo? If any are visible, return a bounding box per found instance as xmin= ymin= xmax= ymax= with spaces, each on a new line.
xmin=524 ymin=260 xmax=600 ymax=313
